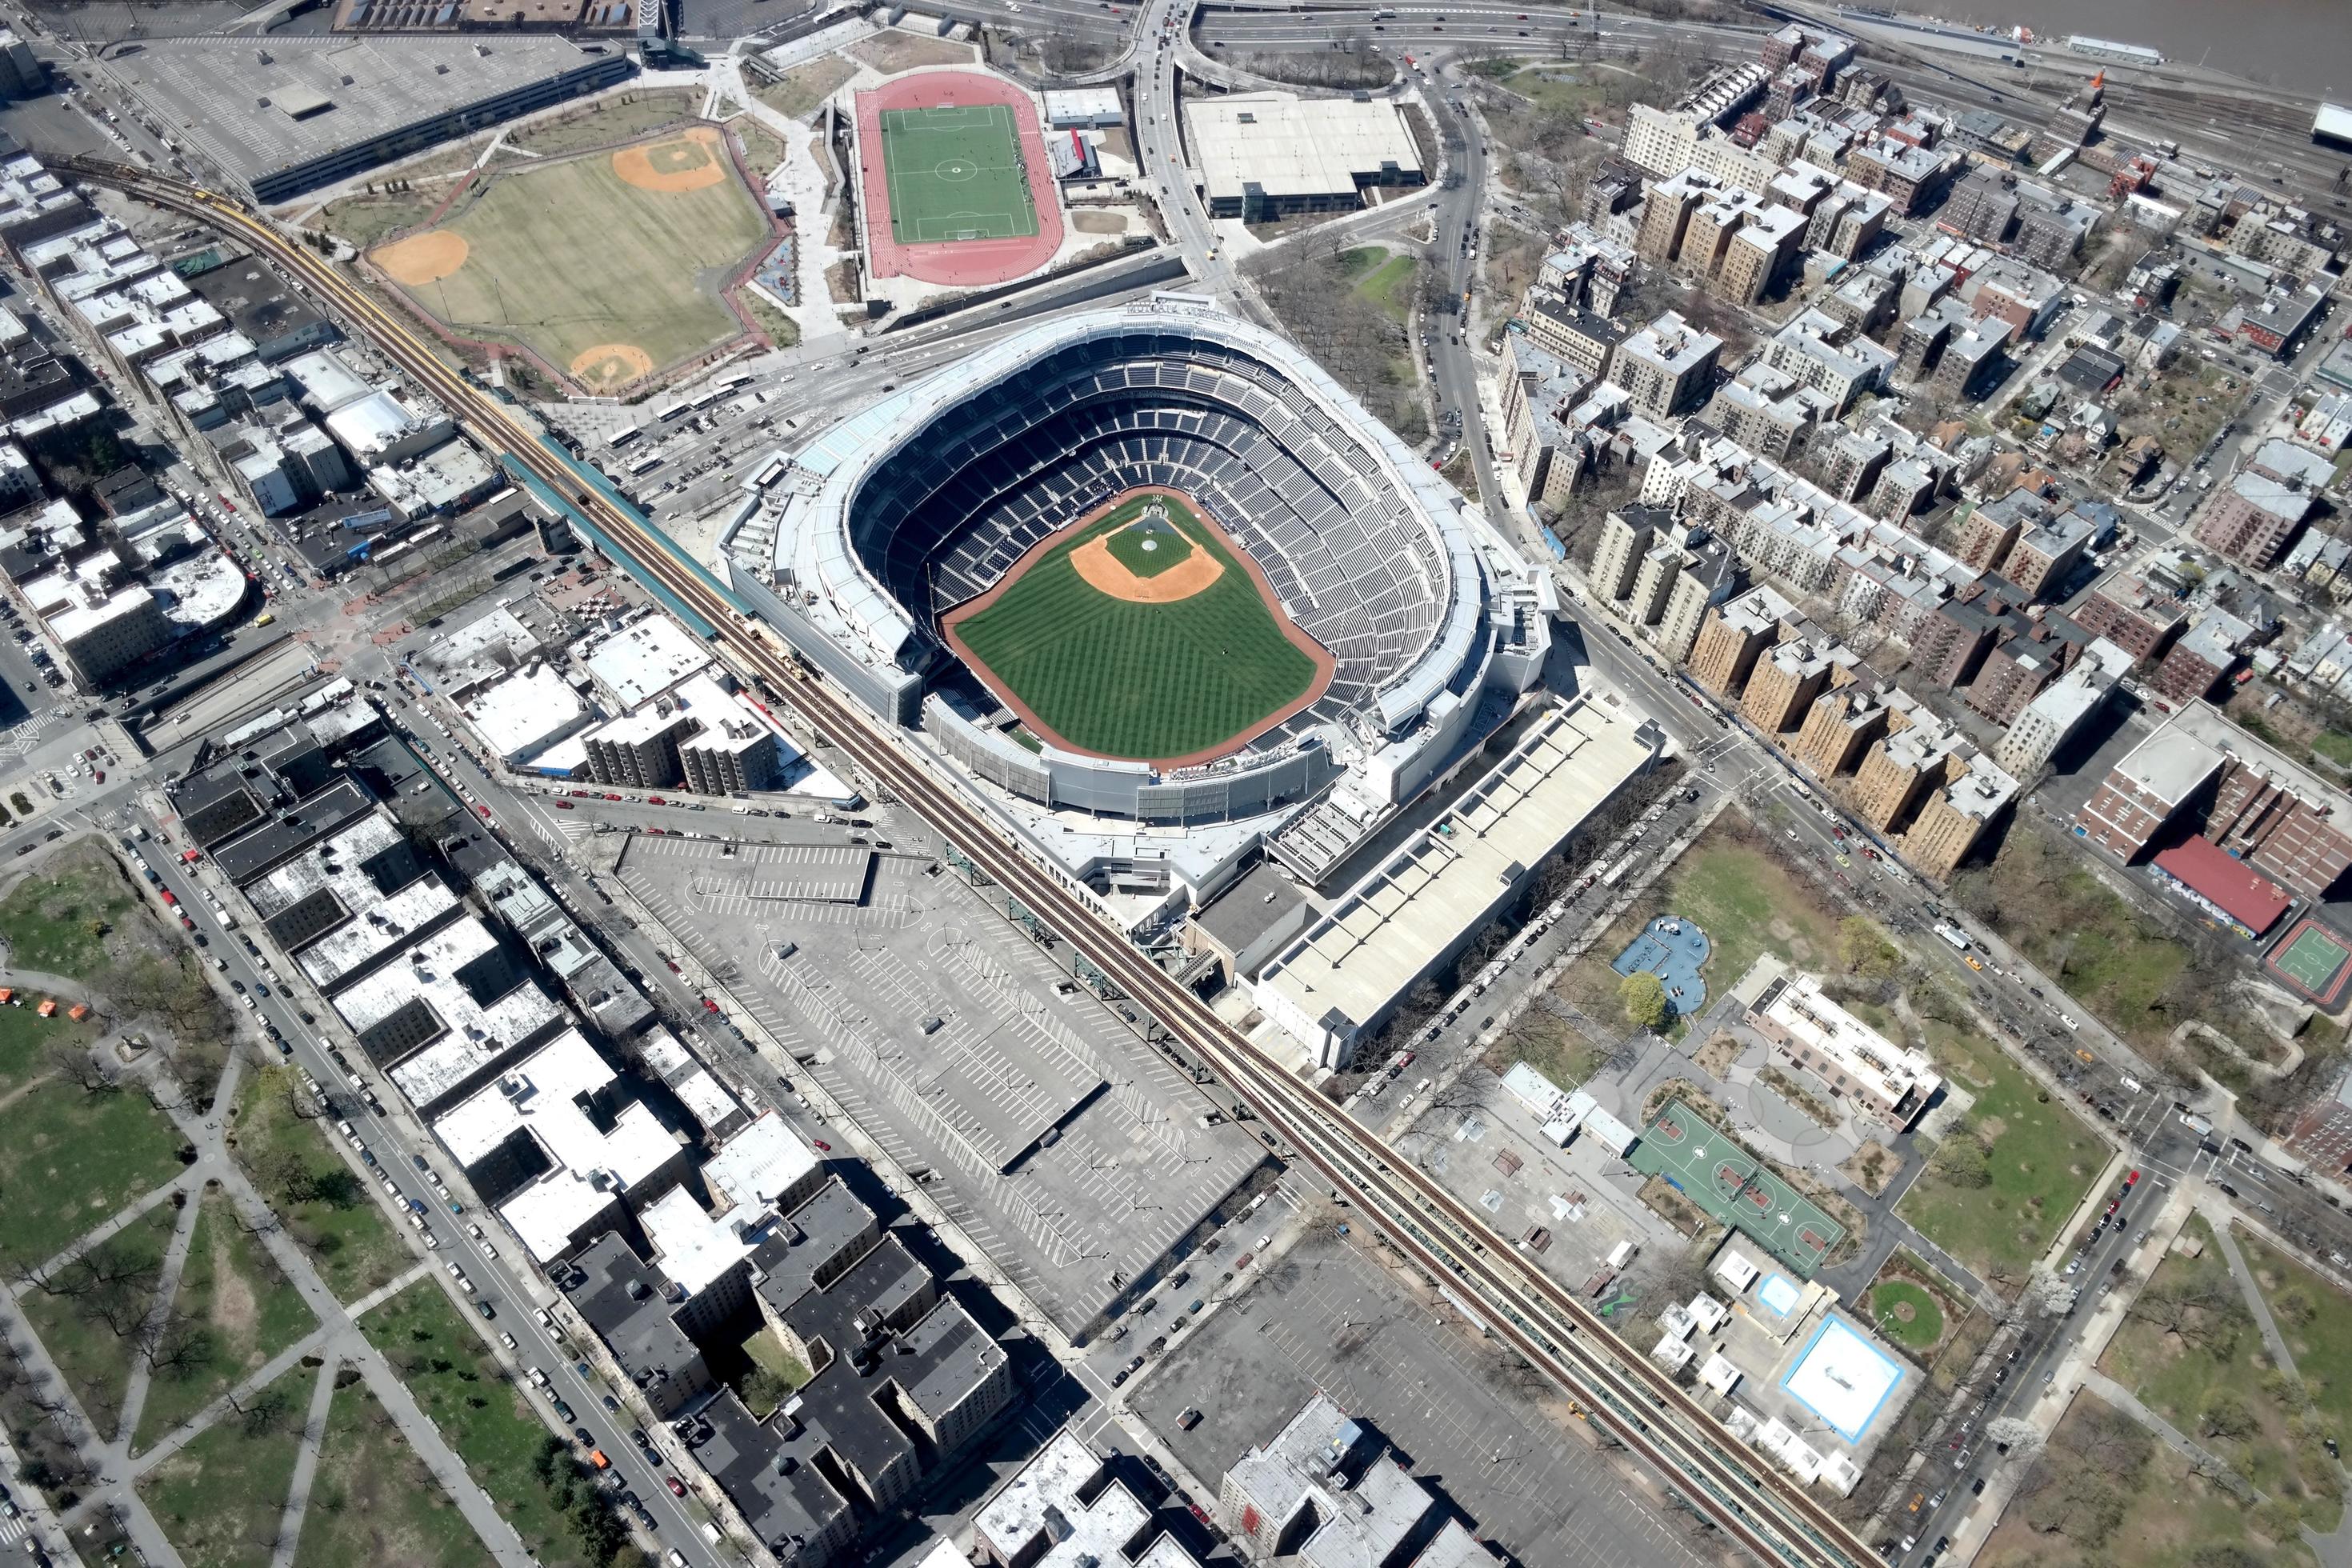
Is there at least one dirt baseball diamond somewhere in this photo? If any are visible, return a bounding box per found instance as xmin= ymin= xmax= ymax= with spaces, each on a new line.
xmin=374 ymin=230 xmax=469 ymax=286
xmin=570 ymin=343 xmax=657 ymax=390
xmin=1070 ymin=529 xmax=1226 ymax=602
xmin=613 ymin=126 xmax=730 ymax=192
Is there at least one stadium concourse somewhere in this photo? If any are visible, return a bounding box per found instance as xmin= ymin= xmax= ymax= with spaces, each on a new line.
xmin=720 ymin=297 xmax=1592 ymax=1008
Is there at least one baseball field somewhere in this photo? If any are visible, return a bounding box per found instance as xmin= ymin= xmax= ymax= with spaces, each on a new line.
xmin=370 ymin=125 xmax=770 ymax=393
xmin=877 ymin=102 xmax=1039 ymax=243
xmin=940 ymin=490 xmax=1333 ymax=766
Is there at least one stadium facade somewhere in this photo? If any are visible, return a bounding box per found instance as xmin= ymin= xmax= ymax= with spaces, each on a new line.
xmin=720 ymin=295 xmax=1552 ymax=918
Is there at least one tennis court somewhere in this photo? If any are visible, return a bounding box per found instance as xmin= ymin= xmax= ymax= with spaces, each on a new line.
xmin=1630 ymin=1098 xmax=1842 ymax=1277
xmin=2268 ymin=917 xmax=2352 ymax=1007
xmin=1612 ymin=915 xmax=1712 ymax=1017
xmin=878 ymin=102 xmax=1039 ymax=243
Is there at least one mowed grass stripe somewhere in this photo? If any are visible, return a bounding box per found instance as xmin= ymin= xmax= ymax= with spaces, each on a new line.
xmin=950 ymin=498 xmax=1318 ymax=759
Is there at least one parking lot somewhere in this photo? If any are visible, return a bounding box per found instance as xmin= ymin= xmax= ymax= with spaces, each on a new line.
xmin=1132 ymin=1229 xmax=1712 ymax=1568
xmin=619 ymin=837 xmax=1268 ymax=1338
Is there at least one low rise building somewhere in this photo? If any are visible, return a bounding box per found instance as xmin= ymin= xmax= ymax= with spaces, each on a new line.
xmin=1749 ymin=967 xmax=1940 ymax=1127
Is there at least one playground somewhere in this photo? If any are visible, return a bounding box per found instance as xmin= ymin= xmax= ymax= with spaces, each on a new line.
xmin=1630 ymin=1097 xmax=1843 ymax=1277
xmin=1612 ymin=914 xmax=1712 ymax=1018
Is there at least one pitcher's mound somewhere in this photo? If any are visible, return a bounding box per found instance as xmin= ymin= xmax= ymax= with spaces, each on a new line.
xmin=374 ymin=230 xmax=469 ymax=286
xmin=614 ymin=126 xmax=729 ymax=193
xmin=570 ymin=342 xmax=655 ymax=389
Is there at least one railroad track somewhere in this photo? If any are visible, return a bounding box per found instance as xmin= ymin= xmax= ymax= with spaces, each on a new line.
xmin=62 ymin=156 xmax=1878 ymax=1568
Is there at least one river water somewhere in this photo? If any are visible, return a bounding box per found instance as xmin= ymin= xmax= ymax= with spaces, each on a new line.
xmin=1878 ymin=0 xmax=2352 ymax=101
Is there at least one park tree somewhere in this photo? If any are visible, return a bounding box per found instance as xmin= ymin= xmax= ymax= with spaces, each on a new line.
xmin=1619 ymin=970 xmax=1670 ymax=1031
xmin=1838 ymin=917 xmax=1899 ymax=979
xmin=2198 ymin=1388 xmax=2256 ymax=1442
xmin=1929 ymin=1128 xmax=1991 ymax=1189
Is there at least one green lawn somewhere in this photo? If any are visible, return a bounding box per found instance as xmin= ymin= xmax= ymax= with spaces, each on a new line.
xmin=0 ymin=1077 xmax=187 ymax=1270
xmin=1978 ymin=1390 xmax=2307 ymax=1568
xmin=362 ymin=1282 xmax=611 ymax=1568
xmin=2100 ymin=1216 xmax=2340 ymax=1530
xmin=293 ymin=1377 xmax=493 ymax=1568
xmin=382 ymin=129 xmax=767 ymax=389
xmin=2240 ymin=1230 xmax=2352 ymax=1445
xmin=0 ymin=1001 xmax=97 ymax=1098
xmin=18 ymin=1203 xmax=180 ymax=1442
xmin=134 ymin=1183 xmax=318 ymax=1454
xmin=1504 ymin=66 xmax=1610 ymax=122
xmin=137 ymin=1363 xmax=310 ymax=1568
xmin=2314 ymin=730 xmax=2352 ymax=770
xmin=1344 ymin=246 xmax=1418 ymax=323
xmin=945 ymin=492 xmax=1322 ymax=762
xmin=1898 ymin=1023 xmax=2105 ymax=1297
xmin=0 ymin=839 xmax=141 ymax=978
xmin=1869 ymin=1278 xmax=1946 ymax=1354
xmin=227 ymin=1067 xmax=410 ymax=1304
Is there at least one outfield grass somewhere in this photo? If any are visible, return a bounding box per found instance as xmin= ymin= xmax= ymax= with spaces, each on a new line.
xmin=1898 ymin=1023 xmax=2103 ymax=1296
xmin=18 ymin=1203 xmax=179 ymax=1441
xmin=227 ymin=1067 xmax=409 ymax=1304
xmin=1868 ymin=1278 xmax=1945 ymax=1353
xmin=362 ymin=1282 xmax=603 ymax=1568
xmin=946 ymin=494 xmax=1322 ymax=761
xmin=137 ymin=1363 xmax=309 ymax=1568
xmin=0 ymin=840 xmax=141 ymax=978
xmin=294 ymin=1377 xmax=493 ymax=1568
xmin=878 ymin=102 xmax=1038 ymax=243
xmin=386 ymin=133 xmax=766 ymax=382
xmin=134 ymin=1184 xmax=318 ymax=1454
xmin=0 ymin=1078 xmax=186 ymax=1269
xmin=2100 ymin=1216 xmax=2339 ymax=1529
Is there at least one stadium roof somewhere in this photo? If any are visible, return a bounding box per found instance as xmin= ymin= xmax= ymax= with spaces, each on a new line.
xmin=2154 ymin=834 xmax=2291 ymax=934
xmin=766 ymin=295 xmax=1485 ymax=739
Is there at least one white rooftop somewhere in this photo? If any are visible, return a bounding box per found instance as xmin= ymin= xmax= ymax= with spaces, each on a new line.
xmin=434 ymin=1028 xmax=680 ymax=1262
xmin=1781 ymin=1314 xmax=1905 ymax=1442
xmin=1758 ymin=970 xmax=1939 ymax=1112
xmin=582 ymin=614 xmax=712 ymax=710
xmin=462 ymin=666 xmax=591 ymax=764
xmin=1186 ymin=91 xmax=1422 ymax=206
xmin=334 ymin=915 xmax=562 ymax=1105
xmin=977 ymin=1429 xmax=1202 ymax=1568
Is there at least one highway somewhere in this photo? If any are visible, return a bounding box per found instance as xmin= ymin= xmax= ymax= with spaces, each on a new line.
xmin=58 ymin=156 xmax=1886 ymax=1568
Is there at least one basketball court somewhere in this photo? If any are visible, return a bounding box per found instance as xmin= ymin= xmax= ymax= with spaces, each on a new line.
xmin=2267 ymin=917 xmax=2352 ymax=1008
xmin=1629 ymin=1097 xmax=1842 ymax=1277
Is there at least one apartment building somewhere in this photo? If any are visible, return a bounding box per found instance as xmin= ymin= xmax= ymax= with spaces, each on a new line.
xmin=1742 ymin=630 xmax=1850 ymax=734
xmin=1847 ymin=135 xmax=1955 ymax=214
xmin=1522 ymin=292 xmax=1626 ymax=379
xmin=1793 ymin=681 xmax=1894 ymax=778
xmin=1590 ymin=505 xmax=1667 ymax=603
xmin=2074 ymin=568 xmax=2187 ymax=661
xmin=2005 ymin=509 xmax=2095 ymax=599
xmin=582 ymin=706 xmax=700 ymax=790
xmin=1611 ymin=311 xmax=1724 ymax=419
xmin=2152 ymin=610 xmax=2254 ymax=703
xmin=1689 ymin=584 xmax=1795 ymax=697
xmin=2194 ymin=468 xmax=2317 ymax=569
xmin=1954 ymin=487 xmax=2046 ymax=574
xmin=1750 ymin=967 xmax=1940 ymax=1128
xmin=1635 ymin=167 xmax=1716 ymax=264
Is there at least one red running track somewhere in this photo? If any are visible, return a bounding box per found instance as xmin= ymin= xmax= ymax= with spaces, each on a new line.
xmin=854 ymin=70 xmax=1065 ymax=287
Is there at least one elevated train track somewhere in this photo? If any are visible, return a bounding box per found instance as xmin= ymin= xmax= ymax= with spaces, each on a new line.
xmin=63 ymin=156 xmax=1876 ymax=1568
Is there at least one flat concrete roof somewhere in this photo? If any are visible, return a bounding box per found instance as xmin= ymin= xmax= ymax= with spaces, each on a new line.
xmin=106 ymin=35 xmax=620 ymax=193
xmin=1187 ymin=92 xmax=1422 ymax=205
xmin=1261 ymin=697 xmax=1656 ymax=1038
xmin=582 ymin=614 xmax=712 ymax=710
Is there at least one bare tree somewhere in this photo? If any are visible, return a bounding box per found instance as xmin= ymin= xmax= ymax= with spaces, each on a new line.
xmin=45 ymin=1042 xmax=121 ymax=1095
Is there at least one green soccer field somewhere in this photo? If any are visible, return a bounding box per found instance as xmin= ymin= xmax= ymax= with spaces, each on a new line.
xmin=879 ymin=103 xmax=1040 ymax=243
xmin=944 ymin=495 xmax=1321 ymax=762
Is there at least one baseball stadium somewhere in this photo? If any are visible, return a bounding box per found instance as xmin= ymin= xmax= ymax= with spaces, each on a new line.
xmin=730 ymin=298 xmax=1552 ymax=860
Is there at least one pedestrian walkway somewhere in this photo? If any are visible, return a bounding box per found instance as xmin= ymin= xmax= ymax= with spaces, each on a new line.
xmin=2082 ymin=1370 xmax=2260 ymax=1498
xmin=0 ymin=1033 xmax=534 ymax=1568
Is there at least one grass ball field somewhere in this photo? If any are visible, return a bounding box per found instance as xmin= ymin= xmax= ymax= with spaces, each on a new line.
xmin=878 ymin=102 xmax=1039 ymax=243
xmin=370 ymin=125 xmax=769 ymax=393
xmin=941 ymin=490 xmax=1334 ymax=766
